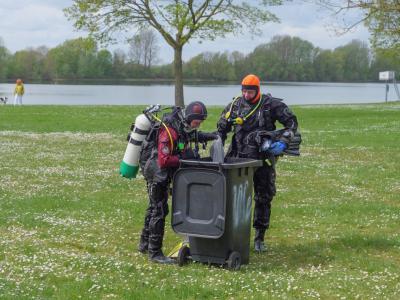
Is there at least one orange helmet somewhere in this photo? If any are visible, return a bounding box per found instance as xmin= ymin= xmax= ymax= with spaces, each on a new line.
xmin=16 ymin=79 xmax=22 ymax=84
xmin=241 ymin=74 xmax=261 ymax=103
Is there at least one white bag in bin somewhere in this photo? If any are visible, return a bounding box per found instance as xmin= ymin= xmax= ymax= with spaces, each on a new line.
xmin=210 ymin=136 xmax=224 ymax=163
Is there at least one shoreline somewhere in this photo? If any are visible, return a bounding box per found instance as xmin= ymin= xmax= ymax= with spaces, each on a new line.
xmin=0 ymin=78 xmax=389 ymax=86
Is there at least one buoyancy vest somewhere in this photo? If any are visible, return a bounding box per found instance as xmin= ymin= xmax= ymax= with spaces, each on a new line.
xmin=226 ymin=94 xmax=284 ymax=159
xmin=139 ymin=108 xmax=195 ymax=170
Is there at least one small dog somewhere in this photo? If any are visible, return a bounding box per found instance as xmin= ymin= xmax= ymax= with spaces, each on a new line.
xmin=0 ymin=96 xmax=8 ymax=104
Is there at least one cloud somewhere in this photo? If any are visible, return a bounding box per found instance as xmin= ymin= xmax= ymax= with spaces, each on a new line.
xmin=273 ymin=23 xmax=370 ymax=49
xmin=0 ymin=0 xmax=370 ymax=62
xmin=0 ymin=1 xmax=83 ymax=50
xmin=170 ymin=1 xmax=371 ymax=62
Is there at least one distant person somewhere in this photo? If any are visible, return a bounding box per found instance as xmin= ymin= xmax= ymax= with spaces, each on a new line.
xmin=216 ymin=74 xmax=300 ymax=252
xmin=13 ymin=79 xmax=25 ymax=105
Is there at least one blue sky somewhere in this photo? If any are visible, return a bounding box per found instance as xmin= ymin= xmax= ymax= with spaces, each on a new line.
xmin=0 ymin=0 xmax=370 ymax=63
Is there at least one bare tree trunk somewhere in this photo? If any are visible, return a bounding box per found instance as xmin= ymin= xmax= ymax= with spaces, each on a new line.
xmin=174 ymin=46 xmax=184 ymax=107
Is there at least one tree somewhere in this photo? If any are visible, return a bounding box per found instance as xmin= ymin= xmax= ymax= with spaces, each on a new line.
xmin=112 ymin=49 xmax=128 ymax=78
xmin=184 ymin=51 xmax=235 ymax=80
xmin=334 ymin=39 xmax=370 ymax=81
xmin=247 ymin=35 xmax=316 ymax=81
xmin=8 ymin=48 xmax=47 ymax=80
xmin=46 ymin=38 xmax=98 ymax=79
xmin=97 ymin=49 xmax=113 ymax=77
xmin=65 ymin=0 xmax=281 ymax=107
xmin=0 ymin=37 xmax=10 ymax=80
xmin=129 ymin=29 xmax=159 ymax=68
xmin=313 ymin=49 xmax=344 ymax=81
xmin=370 ymin=48 xmax=400 ymax=80
xmin=229 ymin=51 xmax=247 ymax=79
xmin=318 ymin=1 xmax=400 ymax=52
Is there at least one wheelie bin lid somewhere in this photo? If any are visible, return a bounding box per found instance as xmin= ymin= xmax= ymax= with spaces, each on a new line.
xmin=179 ymin=158 xmax=262 ymax=170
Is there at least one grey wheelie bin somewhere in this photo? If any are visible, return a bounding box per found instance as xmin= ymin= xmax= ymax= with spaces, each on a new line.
xmin=171 ymin=158 xmax=262 ymax=270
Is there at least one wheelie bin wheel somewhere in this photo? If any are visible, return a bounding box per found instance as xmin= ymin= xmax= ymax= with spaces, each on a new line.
xmin=177 ymin=245 xmax=191 ymax=266
xmin=227 ymin=251 xmax=241 ymax=271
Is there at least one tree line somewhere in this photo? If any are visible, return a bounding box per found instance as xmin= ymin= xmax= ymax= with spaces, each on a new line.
xmin=0 ymin=35 xmax=399 ymax=83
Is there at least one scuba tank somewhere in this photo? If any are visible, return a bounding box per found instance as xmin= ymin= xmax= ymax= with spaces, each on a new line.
xmin=120 ymin=105 xmax=161 ymax=179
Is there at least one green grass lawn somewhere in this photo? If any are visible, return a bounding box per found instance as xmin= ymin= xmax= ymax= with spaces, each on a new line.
xmin=0 ymin=103 xmax=399 ymax=299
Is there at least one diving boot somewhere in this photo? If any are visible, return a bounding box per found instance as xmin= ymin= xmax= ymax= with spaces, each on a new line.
xmin=149 ymin=251 xmax=175 ymax=264
xmin=138 ymin=234 xmax=149 ymax=254
xmin=254 ymin=228 xmax=267 ymax=253
xmin=138 ymin=240 xmax=148 ymax=254
xmin=254 ymin=240 xmax=267 ymax=253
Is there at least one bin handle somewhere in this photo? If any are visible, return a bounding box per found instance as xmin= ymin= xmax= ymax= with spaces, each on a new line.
xmin=179 ymin=159 xmax=262 ymax=170
xmin=180 ymin=159 xmax=223 ymax=171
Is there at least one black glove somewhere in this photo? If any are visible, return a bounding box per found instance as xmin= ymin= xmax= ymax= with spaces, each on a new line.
xmin=197 ymin=131 xmax=219 ymax=143
xmin=179 ymin=148 xmax=198 ymax=160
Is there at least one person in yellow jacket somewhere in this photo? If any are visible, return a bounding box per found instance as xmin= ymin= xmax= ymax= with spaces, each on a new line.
xmin=14 ymin=79 xmax=25 ymax=105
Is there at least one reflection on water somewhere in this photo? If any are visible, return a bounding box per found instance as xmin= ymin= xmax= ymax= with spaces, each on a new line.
xmin=0 ymin=82 xmax=398 ymax=106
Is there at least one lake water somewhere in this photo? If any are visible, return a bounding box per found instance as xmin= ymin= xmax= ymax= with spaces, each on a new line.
xmin=0 ymin=82 xmax=399 ymax=106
